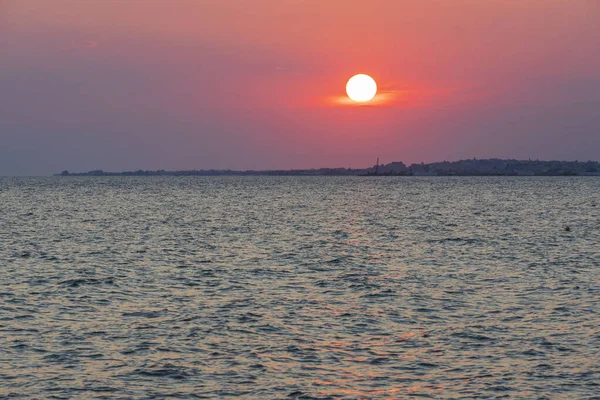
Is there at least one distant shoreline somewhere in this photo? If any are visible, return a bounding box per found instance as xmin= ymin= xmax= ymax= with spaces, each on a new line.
xmin=56 ymin=158 xmax=600 ymax=177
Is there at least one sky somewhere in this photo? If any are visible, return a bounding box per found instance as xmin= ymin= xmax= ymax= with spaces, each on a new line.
xmin=1 ymin=0 xmax=599 ymax=175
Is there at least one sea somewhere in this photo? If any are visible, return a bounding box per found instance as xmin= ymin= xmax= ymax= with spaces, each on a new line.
xmin=1 ymin=176 xmax=599 ymax=399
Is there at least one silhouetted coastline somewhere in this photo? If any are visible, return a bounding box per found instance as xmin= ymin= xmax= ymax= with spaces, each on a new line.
xmin=57 ymin=158 xmax=600 ymax=177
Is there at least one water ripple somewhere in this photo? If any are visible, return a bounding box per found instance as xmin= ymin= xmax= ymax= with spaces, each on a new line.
xmin=1 ymin=176 xmax=599 ymax=398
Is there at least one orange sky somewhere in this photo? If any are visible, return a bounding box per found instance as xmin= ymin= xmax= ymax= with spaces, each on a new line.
xmin=1 ymin=0 xmax=599 ymax=174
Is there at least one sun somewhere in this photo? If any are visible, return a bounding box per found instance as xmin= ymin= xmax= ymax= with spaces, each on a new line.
xmin=346 ymin=74 xmax=377 ymax=103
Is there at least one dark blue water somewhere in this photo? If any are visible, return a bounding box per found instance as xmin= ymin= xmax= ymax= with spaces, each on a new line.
xmin=1 ymin=176 xmax=599 ymax=398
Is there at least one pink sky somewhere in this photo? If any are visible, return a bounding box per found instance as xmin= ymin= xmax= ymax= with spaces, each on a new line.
xmin=1 ymin=0 xmax=599 ymax=174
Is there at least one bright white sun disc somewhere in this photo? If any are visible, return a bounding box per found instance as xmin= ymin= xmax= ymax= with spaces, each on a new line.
xmin=346 ymin=74 xmax=377 ymax=102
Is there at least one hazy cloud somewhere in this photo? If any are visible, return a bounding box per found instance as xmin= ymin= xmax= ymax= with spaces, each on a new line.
xmin=69 ymin=40 xmax=99 ymax=50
